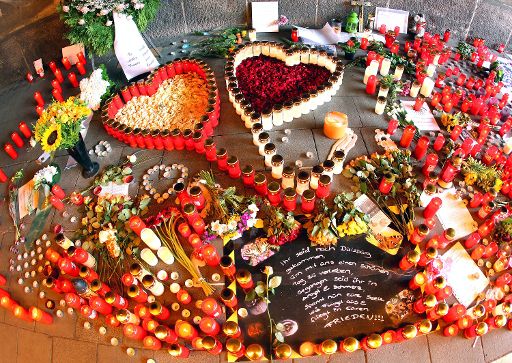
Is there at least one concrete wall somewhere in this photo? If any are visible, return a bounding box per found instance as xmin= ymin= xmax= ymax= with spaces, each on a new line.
xmin=1 ymin=0 xmax=512 ymax=89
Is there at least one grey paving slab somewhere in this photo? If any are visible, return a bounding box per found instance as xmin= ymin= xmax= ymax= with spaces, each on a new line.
xmin=97 ymin=343 xmax=155 ymax=363
xmin=17 ymin=329 xmax=52 ymax=363
xmin=313 ymin=97 xmax=363 ymax=128
xmin=428 ymin=332 xmax=486 ymax=363
xmin=0 ymin=323 xmax=18 ymax=363
xmin=354 ymin=93 xmax=390 ymax=129
xmin=215 ymin=101 xmax=248 ymax=136
xmin=213 ymin=132 xmax=266 ymax=171
xmin=329 ymin=349 xmax=367 ymax=363
xmin=481 ymin=328 xmax=512 ymax=363
xmin=155 ymin=349 xmax=221 ymax=363
xmin=367 ymin=335 xmax=431 ymax=363
xmin=52 ymin=337 xmax=98 ymax=363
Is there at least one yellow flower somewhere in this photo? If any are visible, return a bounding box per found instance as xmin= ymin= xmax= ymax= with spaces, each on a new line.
xmin=464 ymin=172 xmax=477 ymax=186
xmin=38 ymin=123 xmax=62 ymax=153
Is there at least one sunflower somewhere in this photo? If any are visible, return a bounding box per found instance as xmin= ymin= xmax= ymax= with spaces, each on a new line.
xmin=39 ymin=124 xmax=62 ymax=153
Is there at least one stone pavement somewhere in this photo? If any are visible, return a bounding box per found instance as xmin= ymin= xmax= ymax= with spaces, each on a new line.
xmin=0 ymin=43 xmax=511 ymax=363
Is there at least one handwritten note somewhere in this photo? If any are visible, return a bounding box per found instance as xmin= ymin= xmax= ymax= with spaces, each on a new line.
xmin=234 ymin=233 xmax=418 ymax=345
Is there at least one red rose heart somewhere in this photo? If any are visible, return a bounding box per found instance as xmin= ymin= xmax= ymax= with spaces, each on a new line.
xmin=235 ymin=55 xmax=331 ymax=113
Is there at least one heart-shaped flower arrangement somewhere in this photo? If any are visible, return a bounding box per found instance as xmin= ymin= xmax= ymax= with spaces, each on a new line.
xmin=101 ymin=58 xmax=220 ymax=150
xmin=225 ymin=42 xmax=345 ymax=130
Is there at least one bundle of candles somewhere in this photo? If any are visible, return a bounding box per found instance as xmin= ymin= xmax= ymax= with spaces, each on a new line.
xmin=101 ymin=58 xmax=220 ymax=150
xmin=32 ymin=52 xmax=88 ymax=116
xmin=2 ymin=121 xmax=32 ymax=164
xmin=225 ymin=42 xmax=344 ymax=131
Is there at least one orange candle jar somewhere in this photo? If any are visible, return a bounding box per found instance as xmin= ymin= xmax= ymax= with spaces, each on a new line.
xmin=323 ymin=112 xmax=348 ymax=139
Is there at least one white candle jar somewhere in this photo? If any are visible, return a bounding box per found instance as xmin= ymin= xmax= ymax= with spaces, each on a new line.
xmin=140 ymin=228 xmax=162 ymax=250
xmin=261 ymin=110 xmax=273 ymax=130
xmin=141 ymin=248 xmax=159 ymax=266
xmin=375 ymin=96 xmax=386 ymax=115
xmin=271 ymin=155 xmax=284 ymax=179
xmin=157 ymin=246 xmax=175 ymax=265
xmin=272 ymin=104 xmax=284 ymax=126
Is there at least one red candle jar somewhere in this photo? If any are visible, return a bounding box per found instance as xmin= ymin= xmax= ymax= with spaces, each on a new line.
xmin=423 ymin=197 xmax=442 ymax=219
xmin=227 ymin=156 xmax=242 ymax=178
xmin=450 ymin=125 xmax=462 ymax=141
xmin=189 ymin=186 xmax=205 ymax=211
xmin=316 ymin=175 xmax=331 ymax=199
xmin=204 ymin=138 xmax=217 ymax=161
xmin=49 ymin=195 xmax=65 ymax=211
xmin=54 ymin=68 xmax=64 ymax=83
xmin=51 ymin=184 xmax=66 ymax=199
xmin=25 ymin=72 xmax=34 ymax=83
xmin=254 ymin=173 xmax=268 ymax=196
xmin=413 ymin=96 xmax=425 ymax=111
xmin=0 ymin=168 xmax=7 ymax=183
xmin=175 ymin=320 xmax=198 ymax=340
xmin=123 ymin=323 xmax=147 ymax=341
xmin=242 ymin=165 xmax=255 ymax=187
xmin=29 ymin=307 xmax=53 ymax=324
xmin=202 ymin=336 xmax=223 ymax=355
xmin=283 ymin=187 xmax=298 ymax=211
xmin=34 ymin=91 xmax=45 ymax=107
xmin=236 ymin=269 xmax=254 ymax=290
xmin=464 ymin=232 xmax=481 ymax=249
xmin=89 ymin=296 xmax=113 ymax=315
xmin=366 ymin=51 xmax=377 ymax=66
xmin=200 ymin=316 xmax=221 ymax=335
xmin=360 ymin=37 xmax=369 ymax=50
xmin=149 ymin=301 xmax=170 ymax=320
xmin=77 ymin=51 xmax=86 ymax=64
xmin=432 ymin=134 xmax=445 ymax=151
xmin=202 ymin=297 xmax=222 ymax=318
xmin=409 ymin=272 xmax=426 ymax=290
xmin=387 ymin=119 xmax=399 ymax=135
xmin=366 ymin=75 xmax=377 ymax=95
xmin=411 ymin=224 xmax=430 ymax=245
xmin=193 ymin=131 xmax=205 ymax=153
xmin=267 ymin=181 xmax=282 ymax=206
xmin=18 ymin=121 xmax=32 ymax=139
xmin=176 ymin=289 xmax=192 ymax=305
xmin=170 ymin=129 xmax=185 ymax=150
xmin=219 ymin=288 xmax=238 ymax=310
xmin=76 ymin=61 xmax=86 ymax=75
xmin=216 ymin=148 xmax=228 ymax=171
xmin=202 ymin=245 xmax=221 ymax=267
xmin=127 ymin=285 xmax=148 ymax=303
xmin=478 ymin=201 xmax=495 ymax=219
xmin=128 ymin=216 xmax=146 ymax=235
xmin=379 ymin=173 xmax=395 ymax=194
xmin=414 ymin=136 xmax=430 ymax=160
xmin=400 ymin=125 xmax=416 ymax=148
xmin=431 ymin=93 xmax=441 ymax=107
xmin=220 ymin=255 xmax=236 ymax=278
xmin=399 ymin=250 xmax=420 ymax=270
xmin=62 ymin=57 xmax=72 ymax=70
xmin=301 ymin=189 xmax=316 ymax=213
xmin=422 ymin=153 xmax=438 ymax=176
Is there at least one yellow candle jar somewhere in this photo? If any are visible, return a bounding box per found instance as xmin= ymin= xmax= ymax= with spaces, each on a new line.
xmin=323 ymin=111 xmax=348 ymax=139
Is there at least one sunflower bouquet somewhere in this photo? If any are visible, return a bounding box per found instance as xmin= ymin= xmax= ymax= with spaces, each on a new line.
xmin=34 ymin=97 xmax=91 ymax=154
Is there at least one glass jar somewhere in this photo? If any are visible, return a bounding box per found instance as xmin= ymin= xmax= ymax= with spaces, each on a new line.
xmin=283 ymin=101 xmax=294 ymax=122
xmin=254 ymin=173 xmax=268 ymax=196
xmin=242 ymin=165 xmax=255 ymax=187
xmin=227 ymin=156 xmax=242 ymax=179
xmin=261 ymin=108 xmax=273 ymax=130
xmin=272 ymin=104 xmax=284 ymax=126
xmin=251 ymin=123 xmax=263 ymax=146
xmin=296 ymin=170 xmax=310 ymax=195
xmin=243 ymin=107 xmax=255 ymax=128
xmin=332 ymin=150 xmax=346 ymax=174
xmin=310 ymin=165 xmax=324 ymax=190
xmin=216 ymin=148 xmax=228 ymax=171
xmin=316 ymin=175 xmax=332 ymax=199
xmin=285 ymin=50 xmax=295 ymax=66
xmin=258 ymin=132 xmax=270 ymax=156
xmin=322 ymin=160 xmax=335 ymax=179
xmin=309 ymin=50 xmax=319 ymax=65
xmin=309 ymin=90 xmax=319 ymax=109
xmin=375 ymin=96 xmax=386 ymax=115
xmin=281 ymin=166 xmax=295 ymax=189
xmin=183 ymin=129 xmax=195 ymax=150
xmin=234 ymin=94 xmax=244 ymax=115
xmin=324 ymin=82 xmax=334 ymax=102
xmin=410 ymin=81 xmax=421 ymax=98
xmin=190 ymin=186 xmax=206 ymax=210
xmin=316 ymin=85 xmax=326 ymax=106
xmin=292 ymin=98 xmax=302 ymax=118
xmin=264 ymin=143 xmax=277 ymax=167
xmin=271 ymin=154 xmax=284 ymax=179
xmin=301 ymin=189 xmax=316 ymax=213
xmin=249 ymin=112 xmax=262 ymax=130
xmin=283 ymin=188 xmax=297 ymax=211
xmin=300 ymin=48 xmax=310 ymax=64
xmin=300 ymin=93 xmax=311 ymax=114
xmin=267 ymin=182 xmax=282 ymax=206
xmin=261 ymin=42 xmax=271 ymax=56
xmin=318 ymin=51 xmax=328 ymax=67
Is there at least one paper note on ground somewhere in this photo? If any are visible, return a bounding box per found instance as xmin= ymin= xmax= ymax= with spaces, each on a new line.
xmin=441 ymin=242 xmax=489 ymax=307
xmin=98 ymin=182 xmax=130 ymax=197
xmin=420 ymin=188 xmax=478 ymax=240
xmin=18 ymin=180 xmax=39 ymax=219
xmin=251 ymin=1 xmax=279 ymax=32
xmin=401 ymin=100 xmax=440 ymax=131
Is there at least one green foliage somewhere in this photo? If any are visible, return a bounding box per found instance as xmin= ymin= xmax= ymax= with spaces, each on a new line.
xmin=190 ymin=27 xmax=246 ymax=58
xmin=58 ymin=0 xmax=161 ymax=55
xmin=456 ymin=42 xmax=473 ymax=60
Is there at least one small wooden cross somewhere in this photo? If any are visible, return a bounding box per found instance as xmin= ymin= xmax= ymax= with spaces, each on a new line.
xmin=351 ymin=0 xmax=372 ymax=33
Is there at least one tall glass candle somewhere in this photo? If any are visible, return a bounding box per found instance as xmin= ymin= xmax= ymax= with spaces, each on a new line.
xmin=400 ymin=125 xmax=416 ymax=148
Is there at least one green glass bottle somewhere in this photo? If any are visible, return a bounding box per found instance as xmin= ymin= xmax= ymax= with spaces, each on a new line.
xmin=345 ymin=11 xmax=359 ymax=34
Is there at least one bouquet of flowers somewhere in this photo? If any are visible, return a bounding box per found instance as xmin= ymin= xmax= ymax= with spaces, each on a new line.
xmin=33 ymin=165 xmax=61 ymax=190
xmin=205 ymin=204 xmax=259 ymax=243
xmin=338 ymin=38 xmax=360 ymax=54
xmin=58 ymin=0 xmax=160 ymax=55
xmin=259 ymin=202 xmax=301 ymax=246
xmin=34 ymin=97 xmax=91 ymax=154
xmin=79 ymin=66 xmax=114 ymax=110
xmin=461 ymin=157 xmax=502 ymax=193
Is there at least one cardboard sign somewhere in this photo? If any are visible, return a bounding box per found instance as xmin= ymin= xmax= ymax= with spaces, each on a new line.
xmin=62 ymin=43 xmax=85 ymax=65
xmin=113 ymin=12 xmax=159 ymax=80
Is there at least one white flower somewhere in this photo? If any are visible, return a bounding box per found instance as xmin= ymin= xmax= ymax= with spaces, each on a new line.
xmin=105 ymin=20 xmax=113 ymax=26
xmin=78 ymin=19 xmax=86 ymax=25
xmin=62 ymin=5 xmax=69 ymax=12
xmin=29 ymin=137 xmax=37 ymax=148
xmin=247 ymin=203 xmax=259 ymax=215
xmin=33 ymin=166 xmax=58 ymax=187
xmin=81 ymin=6 xmax=89 ymax=14
xmin=128 ymin=154 xmax=137 ymax=163
xmin=210 ymin=220 xmax=221 ymax=233
xmin=227 ymin=219 xmax=238 ymax=231
xmin=79 ymin=68 xmax=110 ymax=110
xmin=246 ymin=217 xmax=256 ymax=228
xmin=99 ymin=9 xmax=109 ymax=16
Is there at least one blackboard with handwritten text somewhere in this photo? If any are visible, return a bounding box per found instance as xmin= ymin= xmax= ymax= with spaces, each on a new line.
xmin=232 ymin=230 xmax=419 ymax=348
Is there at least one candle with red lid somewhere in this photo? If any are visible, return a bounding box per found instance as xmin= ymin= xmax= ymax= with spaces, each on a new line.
xmin=29 ymin=307 xmax=53 ymax=324
xmin=10 ymin=132 xmax=24 ymax=148
xmin=200 ymin=316 xmax=221 ymax=335
xmin=414 ymin=136 xmax=430 ymax=160
xmin=400 ymin=125 xmax=416 ymax=148
xmin=68 ymin=72 xmax=79 ymax=87
xmin=202 ymin=297 xmax=222 ymax=318
xmin=123 ymin=323 xmax=147 ymax=340
xmin=175 ymin=320 xmax=198 ymax=340
xmin=61 ymin=57 xmax=71 ymax=70
xmin=202 ymin=244 xmax=220 ymax=266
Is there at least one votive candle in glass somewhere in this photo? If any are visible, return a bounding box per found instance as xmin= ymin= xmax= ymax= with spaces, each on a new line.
xmin=283 ymin=187 xmax=297 ymax=211
xmin=254 ymin=173 xmax=268 ymax=196
xmin=400 ymin=125 xmax=416 ymax=148
xmin=267 ymin=182 xmax=282 ymax=206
